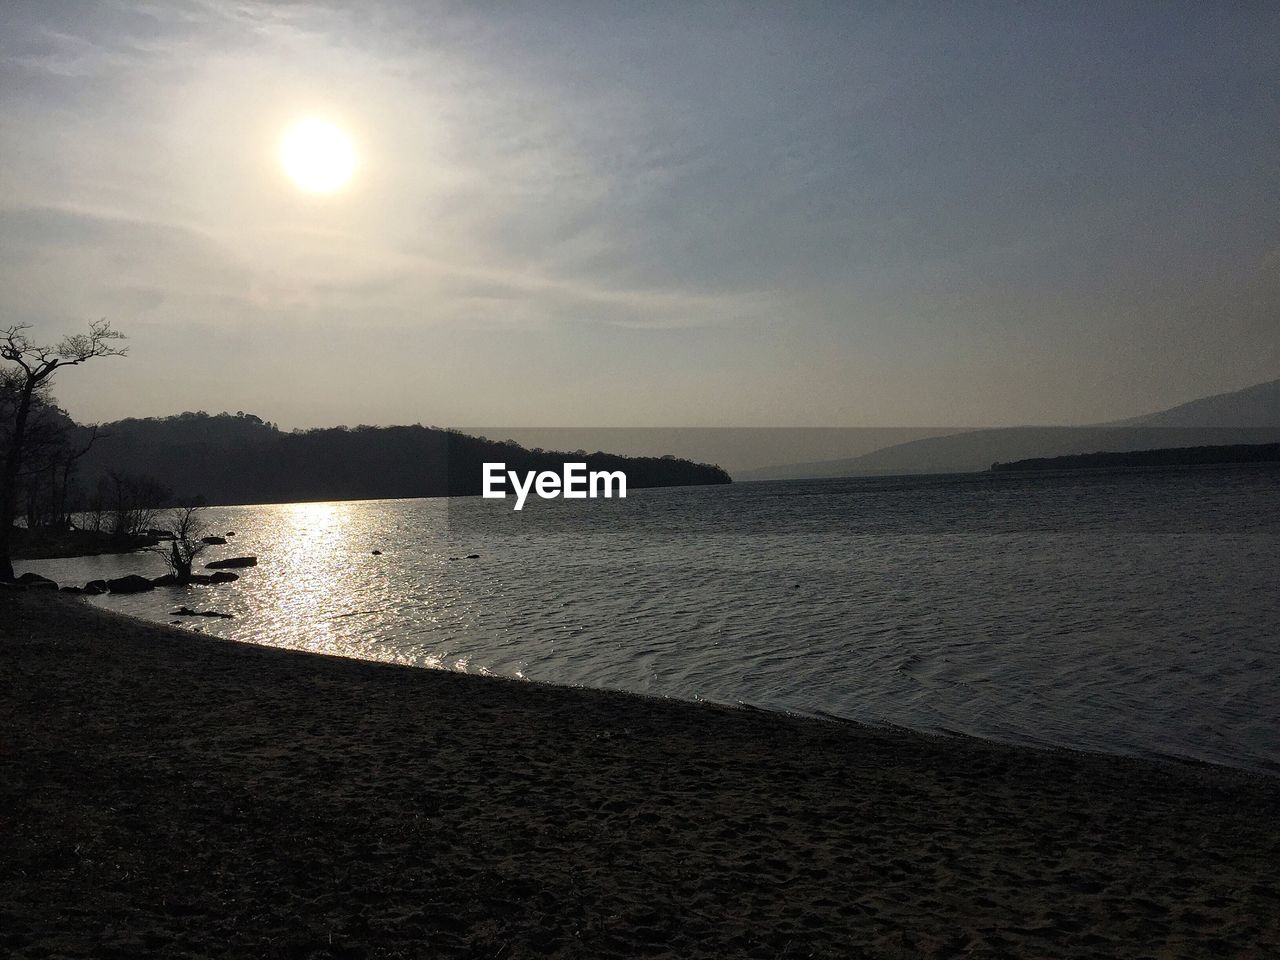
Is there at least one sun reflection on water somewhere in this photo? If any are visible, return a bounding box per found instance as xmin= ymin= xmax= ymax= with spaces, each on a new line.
xmin=247 ymin=499 xmax=420 ymax=662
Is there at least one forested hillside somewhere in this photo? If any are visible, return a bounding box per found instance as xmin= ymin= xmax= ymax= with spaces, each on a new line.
xmin=68 ymin=412 xmax=730 ymax=506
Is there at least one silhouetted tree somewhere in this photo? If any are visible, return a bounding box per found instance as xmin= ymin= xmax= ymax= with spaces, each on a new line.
xmin=150 ymin=505 xmax=208 ymax=583
xmin=1 ymin=371 xmax=92 ymax=529
xmin=0 ymin=321 xmax=126 ymax=580
xmin=105 ymin=471 xmax=172 ymax=538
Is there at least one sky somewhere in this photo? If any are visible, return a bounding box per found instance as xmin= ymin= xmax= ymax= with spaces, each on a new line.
xmin=1 ymin=0 xmax=1277 ymax=429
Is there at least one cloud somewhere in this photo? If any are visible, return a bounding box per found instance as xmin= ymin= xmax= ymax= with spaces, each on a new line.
xmin=1 ymin=1 xmax=1277 ymax=427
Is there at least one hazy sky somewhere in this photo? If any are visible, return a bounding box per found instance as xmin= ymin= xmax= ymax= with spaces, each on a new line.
xmin=1 ymin=1 xmax=1277 ymax=428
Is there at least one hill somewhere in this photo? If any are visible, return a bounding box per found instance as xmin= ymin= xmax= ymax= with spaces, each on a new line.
xmin=67 ymin=413 xmax=730 ymax=506
xmin=1112 ymin=378 xmax=1280 ymax=427
xmin=739 ymin=376 xmax=1280 ymax=480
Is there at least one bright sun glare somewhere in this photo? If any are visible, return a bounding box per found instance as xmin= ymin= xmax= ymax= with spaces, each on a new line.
xmin=278 ymin=118 xmax=356 ymax=194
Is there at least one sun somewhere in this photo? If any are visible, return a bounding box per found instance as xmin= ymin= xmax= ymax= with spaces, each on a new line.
xmin=278 ymin=118 xmax=357 ymax=194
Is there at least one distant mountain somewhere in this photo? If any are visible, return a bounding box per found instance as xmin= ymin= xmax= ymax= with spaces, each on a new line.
xmin=468 ymin=427 xmax=965 ymax=476
xmin=737 ymin=377 xmax=1280 ymax=480
xmin=1109 ymin=378 xmax=1280 ymax=427
xmin=67 ymin=412 xmax=730 ymax=506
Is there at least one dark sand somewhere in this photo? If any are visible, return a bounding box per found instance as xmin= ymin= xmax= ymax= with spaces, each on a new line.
xmin=2 ymin=592 xmax=1278 ymax=959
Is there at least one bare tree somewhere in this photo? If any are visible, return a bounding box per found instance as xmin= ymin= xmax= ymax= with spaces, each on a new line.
xmin=106 ymin=470 xmax=172 ymax=538
xmin=2 ymin=370 xmax=75 ymax=526
xmin=1 ymin=321 xmax=126 ymax=580
xmin=150 ymin=505 xmax=209 ymax=584
xmin=82 ymin=475 xmax=110 ymax=534
xmin=21 ymin=418 xmax=100 ymax=530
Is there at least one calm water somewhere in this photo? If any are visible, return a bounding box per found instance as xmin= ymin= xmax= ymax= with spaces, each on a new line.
xmin=20 ymin=465 xmax=1280 ymax=774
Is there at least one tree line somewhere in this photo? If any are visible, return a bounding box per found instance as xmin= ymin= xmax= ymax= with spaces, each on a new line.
xmin=67 ymin=416 xmax=730 ymax=504
xmin=991 ymin=442 xmax=1280 ymax=472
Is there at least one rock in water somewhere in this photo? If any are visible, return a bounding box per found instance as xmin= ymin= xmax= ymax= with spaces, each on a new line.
xmin=170 ymin=607 xmax=233 ymax=619
xmin=107 ymin=574 xmax=155 ymax=594
xmin=17 ymin=573 xmax=58 ymax=590
xmin=201 ymin=536 xmax=228 ymax=545
xmin=205 ymin=556 xmax=257 ymax=569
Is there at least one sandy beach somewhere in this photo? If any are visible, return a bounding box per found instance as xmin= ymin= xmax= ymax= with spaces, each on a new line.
xmin=2 ymin=591 xmax=1278 ymax=959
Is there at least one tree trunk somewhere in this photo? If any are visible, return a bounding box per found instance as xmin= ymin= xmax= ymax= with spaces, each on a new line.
xmin=171 ymin=542 xmax=192 ymax=584
xmin=0 ymin=379 xmax=36 ymax=581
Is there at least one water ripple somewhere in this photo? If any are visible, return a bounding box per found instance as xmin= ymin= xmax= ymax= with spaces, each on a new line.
xmin=20 ymin=464 xmax=1280 ymax=774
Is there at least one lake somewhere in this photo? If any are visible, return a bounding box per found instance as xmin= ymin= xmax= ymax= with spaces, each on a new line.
xmin=20 ymin=463 xmax=1280 ymax=774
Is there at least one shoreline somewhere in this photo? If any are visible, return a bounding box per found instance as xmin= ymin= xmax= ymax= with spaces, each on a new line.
xmin=75 ymin=589 xmax=1280 ymax=780
xmin=4 ymin=592 xmax=1279 ymax=958
xmin=43 ymin=584 xmax=1276 ymax=779
xmin=51 ymin=594 xmax=1273 ymax=779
